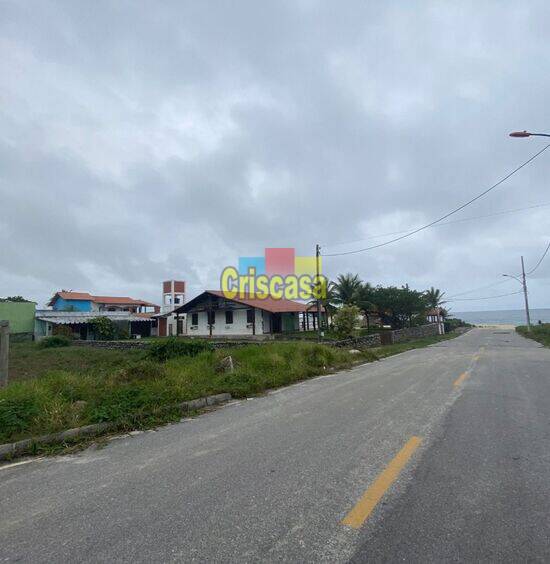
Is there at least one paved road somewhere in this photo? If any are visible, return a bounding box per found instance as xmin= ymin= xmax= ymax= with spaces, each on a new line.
xmin=1 ymin=328 xmax=549 ymax=562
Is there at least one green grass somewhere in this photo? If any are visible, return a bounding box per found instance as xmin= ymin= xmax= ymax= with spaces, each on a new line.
xmin=1 ymin=332 xmax=461 ymax=447
xmin=516 ymin=324 xmax=550 ymax=347
xmin=8 ymin=341 xmax=144 ymax=382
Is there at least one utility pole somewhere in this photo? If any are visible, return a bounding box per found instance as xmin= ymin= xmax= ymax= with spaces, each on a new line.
xmin=315 ymin=244 xmax=323 ymax=340
xmin=521 ymin=256 xmax=532 ymax=332
xmin=0 ymin=321 xmax=9 ymax=388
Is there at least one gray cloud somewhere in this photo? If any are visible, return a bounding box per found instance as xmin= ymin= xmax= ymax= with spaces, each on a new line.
xmin=1 ymin=0 xmax=549 ymax=310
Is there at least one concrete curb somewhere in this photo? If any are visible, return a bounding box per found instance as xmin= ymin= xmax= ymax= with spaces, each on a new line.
xmin=0 ymin=392 xmax=232 ymax=462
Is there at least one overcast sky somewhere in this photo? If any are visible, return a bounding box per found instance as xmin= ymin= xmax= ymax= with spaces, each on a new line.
xmin=1 ymin=1 xmax=549 ymax=312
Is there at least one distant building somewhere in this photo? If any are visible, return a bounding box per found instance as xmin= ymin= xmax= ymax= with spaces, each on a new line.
xmin=166 ymin=290 xmax=323 ymax=337
xmin=426 ymin=307 xmax=445 ymax=335
xmin=47 ymin=291 xmax=159 ymax=313
xmin=0 ymin=300 xmax=36 ymax=339
xmin=35 ymin=291 xmax=160 ymax=340
xmin=158 ymin=281 xmax=186 ymax=336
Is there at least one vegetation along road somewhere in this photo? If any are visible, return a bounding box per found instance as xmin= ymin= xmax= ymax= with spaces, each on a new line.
xmin=1 ymin=328 xmax=549 ymax=562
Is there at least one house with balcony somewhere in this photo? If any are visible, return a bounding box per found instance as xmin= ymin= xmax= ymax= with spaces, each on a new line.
xmin=35 ymin=291 xmax=160 ymax=340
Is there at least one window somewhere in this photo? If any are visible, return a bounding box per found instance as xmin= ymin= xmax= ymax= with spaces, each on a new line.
xmin=191 ymin=313 xmax=198 ymax=326
xmin=225 ymin=310 xmax=233 ymax=324
xmin=208 ymin=310 xmax=216 ymax=325
xmin=247 ymin=309 xmax=255 ymax=324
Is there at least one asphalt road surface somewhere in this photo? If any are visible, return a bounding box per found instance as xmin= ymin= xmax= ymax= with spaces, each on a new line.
xmin=1 ymin=328 xmax=549 ymax=562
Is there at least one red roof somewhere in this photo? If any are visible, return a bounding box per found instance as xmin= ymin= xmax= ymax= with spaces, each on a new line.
xmin=48 ymin=291 xmax=158 ymax=308
xmin=55 ymin=291 xmax=93 ymax=301
xmin=181 ymin=290 xmax=322 ymax=314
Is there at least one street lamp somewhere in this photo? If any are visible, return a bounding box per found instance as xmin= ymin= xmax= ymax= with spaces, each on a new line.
xmin=509 ymin=131 xmax=550 ymax=138
xmin=503 ymin=256 xmax=531 ymax=331
xmin=506 ymin=130 xmax=547 ymax=330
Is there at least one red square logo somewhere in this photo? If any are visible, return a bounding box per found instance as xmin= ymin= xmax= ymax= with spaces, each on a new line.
xmin=265 ymin=248 xmax=295 ymax=276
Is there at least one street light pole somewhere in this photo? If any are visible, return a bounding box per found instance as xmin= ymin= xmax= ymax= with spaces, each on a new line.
xmin=507 ymin=130 xmax=546 ymax=331
xmin=503 ymin=258 xmax=532 ymax=332
xmin=315 ymin=243 xmax=323 ymax=340
xmin=520 ymin=256 xmax=532 ymax=331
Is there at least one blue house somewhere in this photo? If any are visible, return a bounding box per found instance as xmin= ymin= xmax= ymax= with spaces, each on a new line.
xmin=47 ymin=291 xmax=158 ymax=313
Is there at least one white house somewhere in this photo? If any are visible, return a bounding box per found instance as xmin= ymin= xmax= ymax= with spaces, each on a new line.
xmin=167 ymin=290 xmax=323 ymax=337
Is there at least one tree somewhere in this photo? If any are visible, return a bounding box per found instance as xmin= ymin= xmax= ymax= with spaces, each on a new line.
xmin=424 ymin=287 xmax=446 ymax=310
xmin=333 ymin=273 xmax=362 ymax=305
xmin=372 ymin=285 xmax=426 ymax=329
xmin=0 ymin=296 xmax=31 ymax=303
xmin=308 ymin=280 xmax=339 ymax=327
xmin=333 ymin=305 xmax=361 ymax=338
xmin=354 ymin=283 xmax=378 ymax=330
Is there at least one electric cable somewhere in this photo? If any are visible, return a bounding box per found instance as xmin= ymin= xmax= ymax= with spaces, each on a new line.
xmin=322 ymin=144 xmax=550 ymax=257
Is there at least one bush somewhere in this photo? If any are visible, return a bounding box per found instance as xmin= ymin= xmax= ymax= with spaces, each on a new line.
xmin=444 ymin=318 xmax=470 ymax=332
xmin=89 ymin=317 xmax=116 ymax=341
xmin=38 ymin=336 xmax=72 ymax=348
xmin=52 ymin=325 xmax=74 ymax=339
xmin=146 ymin=338 xmax=214 ymax=362
xmin=517 ymin=323 xmax=550 ymax=347
xmin=114 ymin=360 xmax=167 ymax=383
xmin=333 ymin=305 xmax=361 ymax=338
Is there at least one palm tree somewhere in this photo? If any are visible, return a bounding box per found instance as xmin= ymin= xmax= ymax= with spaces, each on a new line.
xmin=333 ymin=273 xmax=363 ymax=305
xmin=424 ymin=287 xmax=446 ymax=329
xmin=307 ymin=280 xmax=339 ymax=328
xmin=355 ymin=282 xmax=378 ymax=331
xmin=424 ymin=287 xmax=446 ymax=310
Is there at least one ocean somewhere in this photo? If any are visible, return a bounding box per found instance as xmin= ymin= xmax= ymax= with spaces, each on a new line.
xmin=452 ymin=308 xmax=550 ymax=326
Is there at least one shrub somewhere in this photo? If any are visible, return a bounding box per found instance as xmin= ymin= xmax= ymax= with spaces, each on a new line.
xmin=52 ymin=325 xmax=74 ymax=339
xmin=146 ymin=338 xmax=213 ymax=362
xmin=333 ymin=305 xmax=361 ymax=338
xmin=114 ymin=360 xmax=167 ymax=383
xmin=444 ymin=318 xmax=470 ymax=332
xmin=89 ymin=317 xmax=116 ymax=341
xmin=0 ymin=396 xmax=42 ymax=437
xmin=38 ymin=336 xmax=72 ymax=348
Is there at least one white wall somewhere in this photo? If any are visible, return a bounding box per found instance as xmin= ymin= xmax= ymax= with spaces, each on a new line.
xmin=186 ymin=307 xmax=261 ymax=336
xmin=167 ymin=313 xmax=186 ymax=336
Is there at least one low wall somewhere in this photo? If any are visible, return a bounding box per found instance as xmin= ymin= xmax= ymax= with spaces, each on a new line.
xmin=73 ymin=340 xmax=150 ymax=350
xmin=391 ymin=323 xmax=440 ymax=343
xmin=331 ymin=333 xmax=382 ymax=348
xmin=71 ymin=324 xmax=441 ymax=351
xmin=73 ymin=339 xmax=269 ymax=351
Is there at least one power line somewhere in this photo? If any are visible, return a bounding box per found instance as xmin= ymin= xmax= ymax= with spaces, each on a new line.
xmin=447 ymin=290 xmax=523 ymax=302
xmin=526 ymin=240 xmax=550 ymax=275
xmin=323 ymin=144 xmax=550 ymax=257
xmin=446 ymin=278 xmax=513 ymax=300
xmin=323 ymin=202 xmax=550 ymax=249
xmin=446 ymin=240 xmax=550 ymax=300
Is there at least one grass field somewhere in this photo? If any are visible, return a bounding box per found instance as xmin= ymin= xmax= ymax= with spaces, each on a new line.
xmin=1 ymin=332 xmax=461 ymax=447
xmin=516 ymin=324 xmax=550 ymax=347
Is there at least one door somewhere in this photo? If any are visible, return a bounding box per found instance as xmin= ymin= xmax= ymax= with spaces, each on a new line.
xmin=272 ymin=313 xmax=282 ymax=333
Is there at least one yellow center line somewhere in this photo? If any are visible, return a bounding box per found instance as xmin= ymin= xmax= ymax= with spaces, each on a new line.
xmin=341 ymin=436 xmax=422 ymax=529
xmin=453 ymin=371 xmax=470 ymax=387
